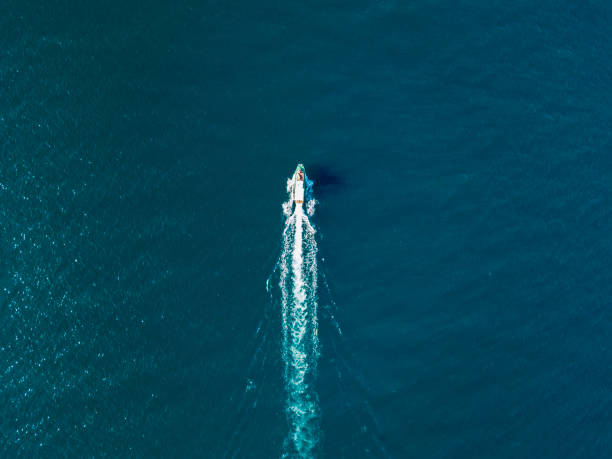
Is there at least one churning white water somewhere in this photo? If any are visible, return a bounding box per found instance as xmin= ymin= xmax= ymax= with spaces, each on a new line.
xmin=278 ymin=198 xmax=320 ymax=457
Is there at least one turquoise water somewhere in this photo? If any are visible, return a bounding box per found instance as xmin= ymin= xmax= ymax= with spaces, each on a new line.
xmin=2 ymin=1 xmax=612 ymax=457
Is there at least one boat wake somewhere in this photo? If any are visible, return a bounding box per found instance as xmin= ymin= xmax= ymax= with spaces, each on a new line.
xmin=277 ymin=200 xmax=320 ymax=457
xmin=224 ymin=166 xmax=388 ymax=458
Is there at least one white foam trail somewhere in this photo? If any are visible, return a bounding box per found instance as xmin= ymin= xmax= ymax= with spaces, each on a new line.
xmin=279 ymin=203 xmax=320 ymax=457
xmin=228 ymin=181 xmax=387 ymax=457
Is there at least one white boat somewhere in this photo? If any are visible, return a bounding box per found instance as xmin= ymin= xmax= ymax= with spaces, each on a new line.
xmin=290 ymin=164 xmax=306 ymax=206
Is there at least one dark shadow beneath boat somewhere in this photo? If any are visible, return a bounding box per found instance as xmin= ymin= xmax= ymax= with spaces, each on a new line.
xmin=305 ymin=164 xmax=345 ymax=196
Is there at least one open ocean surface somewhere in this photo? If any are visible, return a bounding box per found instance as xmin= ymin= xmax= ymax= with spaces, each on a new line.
xmin=2 ymin=1 xmax=612 ymax=457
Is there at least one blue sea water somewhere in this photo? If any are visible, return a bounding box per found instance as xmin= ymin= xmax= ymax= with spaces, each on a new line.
xmin=2 ymin=0 xmax=612 ymax=457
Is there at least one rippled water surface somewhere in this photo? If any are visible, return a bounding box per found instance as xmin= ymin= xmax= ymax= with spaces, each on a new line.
xmin=2 ymin=1 xmax=612 ymax=457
